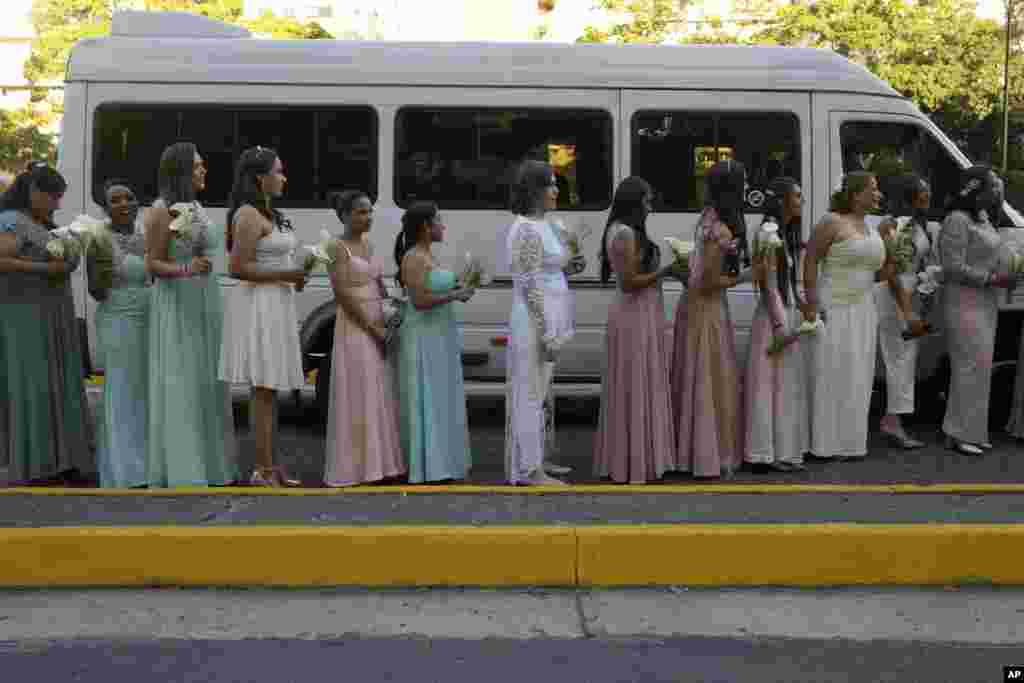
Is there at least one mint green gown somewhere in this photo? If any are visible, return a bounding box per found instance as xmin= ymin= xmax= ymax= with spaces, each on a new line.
xmin=146 ymin=200 xmax=238 ymax=487
xmin=397 ymin=269 xmax=471 ymax=483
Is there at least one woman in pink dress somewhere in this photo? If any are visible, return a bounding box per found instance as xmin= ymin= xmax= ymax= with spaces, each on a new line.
xmin=594 ymin=176 xmax=678 ymax=484
xmin=743 ymin=177 xmax=809 ymax=473
xmin=670 ymin=160 xmax=744 ymax=478
xmin=323 ymin=190 xmax=405 ymax=487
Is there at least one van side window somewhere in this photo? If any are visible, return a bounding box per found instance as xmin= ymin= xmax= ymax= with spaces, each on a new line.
xmin=631 ymin=111 xmax=800 ymax=213
xmin=840 ymin=121 xmax=961 ymax=219
xmin=92 ymin=105 xmax=378 ymax=207
xmin=394 ymin=108 xmax=613 ymax=210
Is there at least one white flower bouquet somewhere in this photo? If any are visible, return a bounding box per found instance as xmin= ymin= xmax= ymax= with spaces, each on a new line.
xmin=167 ymin=202 xmax=208 ymax=256
xmin=459 ymin=252 xmax=490 ymax=290
xmin=303 ymin=229 xmax=339 ymax=273
xmin=565 ymin=221 xmax=593 ymax=258
xmin=45 ymin=235 xmax=82 ymax=262
xmin=381 ymin=295 xmax=407 ymax=351
xmin=766 ymin=317 xmax=823 ymax=356
xmin=902 ymin=264 xmax=943 ymax=340
xmin=665 ymin=236 xmax=696 ymax=283
xmin=886 ymin=217 xmax=915 ymax=274
xmin=754 ymin=221 xmax=784 ymax=260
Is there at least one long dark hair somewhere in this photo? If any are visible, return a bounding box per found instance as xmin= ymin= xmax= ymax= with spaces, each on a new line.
xmin=394 ymin=201 xmax=438 ymax=286
xmin=760 ymin=176 xmax=800 ymax=306
xmin=0 ymin=161 xmax=67 ymax=228
xmin=510 ymin=160 xmax=553 ymax=216
xmin=157 ymin=142 xmax=198 ymax=207
xmin=705 ymin=159 xmax=748 ymax=269
xmin=226 ymin=146 xmax=292 ymax=252
xmin=945 ymin=165 xmax=998 ymax=223
xmin=329 ymin=189 xmax=370 ymax=230
xmin=600 ymin=175 xmax=658 ymax=283
xmin=891 ymin=173 xmax=929 ymax=219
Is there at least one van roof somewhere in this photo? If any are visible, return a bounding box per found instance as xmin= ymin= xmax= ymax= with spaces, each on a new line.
xmin=66 ymin=11 xmax=900 ymax=97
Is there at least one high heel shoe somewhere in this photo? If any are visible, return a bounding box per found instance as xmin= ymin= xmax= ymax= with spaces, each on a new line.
xmin=880 ymin=427 xmax=926 ymax=450
xmin=272 ymin=466 xmax=301 ymax=487
xmin=250 ymin=467 xmax=280 ymax=487
xmin=944 ymin=435 xmax=983 ymax=456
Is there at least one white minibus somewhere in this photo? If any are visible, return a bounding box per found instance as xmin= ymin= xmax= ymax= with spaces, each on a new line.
xmin=58 ymin=10 xmax=1024 ymax=422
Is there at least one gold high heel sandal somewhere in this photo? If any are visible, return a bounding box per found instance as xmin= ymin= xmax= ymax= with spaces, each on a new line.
xmin=250 ymin=467 xmax=280 ymax=487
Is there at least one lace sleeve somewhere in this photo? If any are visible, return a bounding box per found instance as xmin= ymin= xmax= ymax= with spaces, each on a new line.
xmin=514 ymin=225 xmax=554 ymax=347
xmin=940 ymin=211 xmax=989 ymax=288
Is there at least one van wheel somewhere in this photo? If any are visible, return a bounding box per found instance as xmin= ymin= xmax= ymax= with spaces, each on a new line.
xmin=314 ymin=354 xmax=331 ymax=424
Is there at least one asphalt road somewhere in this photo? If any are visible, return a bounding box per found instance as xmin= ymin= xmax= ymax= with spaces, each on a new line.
xmin=224 ymin=392 xmax=1024 ymax=487
xmin=0 ymin=635 xmax=1018 ymax=683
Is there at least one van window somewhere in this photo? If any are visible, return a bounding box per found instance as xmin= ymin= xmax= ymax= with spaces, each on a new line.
xmin=92 ymin=105 xmax=378 ymax=207
xmin=394 ymin=107 xmax=613 ymax=210
xmin=840 ymin=121 xmax=961 ymax=218
xmin=631 ymin=111 xmax=800 ymax=212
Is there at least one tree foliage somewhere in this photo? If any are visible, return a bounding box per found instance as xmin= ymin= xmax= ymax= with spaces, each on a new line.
xmin=25 ymin=0 xmax=333 ymax=84
xmin=577 ymin=0 xmax=683 ymax=44
xmin=0 ymin=106 xmax=57 ymax=173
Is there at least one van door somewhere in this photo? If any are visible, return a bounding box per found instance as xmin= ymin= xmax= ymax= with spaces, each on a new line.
xmin=620 ymin=90 xmax=812 ymax=360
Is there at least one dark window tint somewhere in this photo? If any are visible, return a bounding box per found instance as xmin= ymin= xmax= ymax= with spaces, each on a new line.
xmin=840 ymin=121 xmax=961 ymax=219
xmin=394 ymin=108 xmax=613 ymax=210
xmin=631 ymin=111 xmax=801 ymax=212
xmin=92 ymin=105 xmax=377 ymax=207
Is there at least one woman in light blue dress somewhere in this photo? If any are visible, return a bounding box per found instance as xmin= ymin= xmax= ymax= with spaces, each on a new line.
xmin=144 ymin=142 xmax=238 ymax=487
xmin=88 ymin=179 xmax=150 ymax=488
xmin=394 ymin=202 xmax=475 ymax=483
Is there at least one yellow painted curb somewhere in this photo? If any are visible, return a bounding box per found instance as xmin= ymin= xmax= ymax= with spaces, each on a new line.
xmin=0 ymin=526 xmax=576 ymax=587
xmin=1 ymin=524 xmax=1023 ymax=587
xmin=577 ymin=524 xmax=1024 ymax=586
xmin=5 ymin=484 xmax=1024 ymax=496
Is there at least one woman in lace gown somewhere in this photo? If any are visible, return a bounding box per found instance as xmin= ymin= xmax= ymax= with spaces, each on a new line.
xmin=594 ymin=176 xmax=676 ymax=483
xmin=0 ymin=163 xmax=93 ymax=484
xmin=743 ymin=177 xmax=810 ymax=472
xmin=87 ymin=179 xmax=150 ymax=488
xmin=145 ymin=142 xmax=238 ymax=488
xmin=874 ymin=174 xmax=938 ymax=449
xmin=671 ymin=160 xmax=744 ymax=478
xmin=394 ymin=202 xmax=475 ymax=483
xmin=324 ymin=190 xmax=405 ymax=486
xmin=219 ymin=147 xmax=308 ymax=487
xmin=940 ymin=167 xmax=1016 ymax=454
xmin=503 ymin=161 xmax=585 ymax=486
xmin=801 ymin=172 xmax=887 ymax=460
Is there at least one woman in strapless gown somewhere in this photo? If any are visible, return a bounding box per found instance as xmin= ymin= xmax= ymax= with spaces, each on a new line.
xmin=394 ymin=202 xmax=474 ymax=483
xmin=324 ymin=190 xmax=405 ymax=486
xmin=219 ymin=147 xmax=309 ymax=486
xmin=802 ymin=172 xmax=887 ymax=460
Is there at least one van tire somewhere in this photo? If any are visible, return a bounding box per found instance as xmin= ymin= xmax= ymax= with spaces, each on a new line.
xmin=990 ymin=361 xmax=1017 ymax=433
xmin=315 ymin=353 xmax=331 ymax=424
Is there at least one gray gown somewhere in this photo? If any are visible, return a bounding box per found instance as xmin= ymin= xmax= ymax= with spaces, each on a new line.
xmin=939 ymin=209 xmax=1002 ymax=445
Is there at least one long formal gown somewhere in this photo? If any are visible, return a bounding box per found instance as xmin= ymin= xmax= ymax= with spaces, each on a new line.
xmin=219 ymin=228 xmax=304 ymax=392
xmin=875 ymin=216 xmax=941 ymax=417
xmin=146 ymin=200 xmax=238 ymax=487
xmin=940 ymin=210 xmax=1002 ymax=446
xmin=594 ymin=223 xmax=674 ymax=483
xmin=743 ymin=224 xmax=809 ymax=466
xmin=504 ymin=216 xmax=574 ymax=485
xmin=90 ymin=224 xmax=150 ymax=488
xmin=807 ymin=223 xmax=886 ymax=459
xmin=324 ymin=242 xmax=405 ymax=486
xmin=397 ymin=266 xmax=471 ymax=483
xmin=671 ymin=207 xmax=743 ymax=477
xmin=0 ymin=209 xmax=94 ymax=483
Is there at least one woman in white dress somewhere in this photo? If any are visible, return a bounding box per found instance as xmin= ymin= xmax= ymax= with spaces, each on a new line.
xmin=503 ymin=160 xmax=585 ymax=486
xmin=875 ymin=174 xmax=937 ymax=449
xmin=219 ymin=146 xmax=308 ymax=487
xmin=801 ymin=172 xmax=887 ymax=460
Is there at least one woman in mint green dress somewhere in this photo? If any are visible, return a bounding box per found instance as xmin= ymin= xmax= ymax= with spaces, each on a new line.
xmin=0 ymin=163 xmax=93 ymax=484
xmin=87 ymin=179 xmax=150 ymax=488
xmin=393 ymin=202 xmax=475 ymax=483
xmin=144 ymin=143 xmax=238 ymax=487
